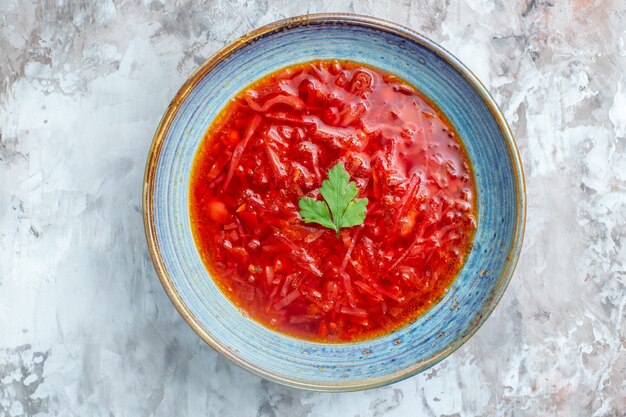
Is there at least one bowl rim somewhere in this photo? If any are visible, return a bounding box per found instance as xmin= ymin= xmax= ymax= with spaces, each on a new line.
xmin=143 ymin=12 xmax=527 ymax=392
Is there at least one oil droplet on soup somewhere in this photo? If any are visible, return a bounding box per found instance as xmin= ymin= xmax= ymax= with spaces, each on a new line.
xmin=190 ymin=59 xmax=477 ymax=342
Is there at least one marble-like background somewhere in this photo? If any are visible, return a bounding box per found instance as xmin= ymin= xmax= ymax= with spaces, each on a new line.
xmin=1 ymin=0 xmax=625 ymax=416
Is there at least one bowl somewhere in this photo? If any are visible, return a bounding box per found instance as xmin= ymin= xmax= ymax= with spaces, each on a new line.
xmin=143 ymin=13 xmax=526 ymax=391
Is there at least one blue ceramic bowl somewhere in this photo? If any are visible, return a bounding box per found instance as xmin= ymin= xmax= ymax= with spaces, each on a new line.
xmin=144 ymin=14 xmax=525 ymax=391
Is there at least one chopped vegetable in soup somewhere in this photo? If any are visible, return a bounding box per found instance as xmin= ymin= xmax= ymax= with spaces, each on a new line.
xmin=190 ymin=60 xmax=477 ymax=342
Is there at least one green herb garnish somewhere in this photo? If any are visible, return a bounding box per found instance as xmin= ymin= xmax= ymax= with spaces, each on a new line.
xmin=298 ymin=163 xmax=368 ymax=235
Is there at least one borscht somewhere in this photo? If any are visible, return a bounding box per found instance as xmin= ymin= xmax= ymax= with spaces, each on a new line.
xmin=189 ymin=60 xmax=477 ymax=342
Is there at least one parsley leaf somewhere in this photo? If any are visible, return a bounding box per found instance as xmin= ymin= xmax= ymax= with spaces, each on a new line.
xmin=298 ymin=163 xmax=368 ymax=234
xmin=298 ymin=198 xmax=336 ymax=230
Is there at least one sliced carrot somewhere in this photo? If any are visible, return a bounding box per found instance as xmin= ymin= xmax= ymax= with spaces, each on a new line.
xmin=338 ymin=227 xmax=362 ymax=277
xmin=223 ymin=114 xmax=262 ymax=190
xmin=274 ymin=289 xmax=300 ymax=310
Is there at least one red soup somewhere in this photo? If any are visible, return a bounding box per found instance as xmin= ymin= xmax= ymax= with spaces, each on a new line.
xmin=190 ymin=60 xmax=477 ymax=342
